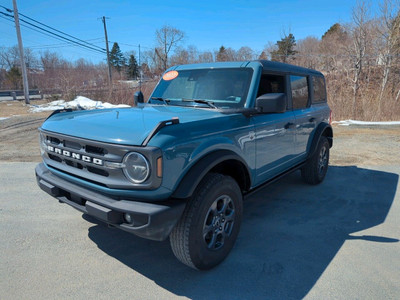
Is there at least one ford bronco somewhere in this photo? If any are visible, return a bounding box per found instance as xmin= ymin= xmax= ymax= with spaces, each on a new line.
xmin=36 ymin=60 xmax=333 ymax=270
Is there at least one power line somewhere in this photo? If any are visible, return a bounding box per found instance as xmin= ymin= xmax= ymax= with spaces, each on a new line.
xmin=0 ymin=15 xmax=73 ymax=48
xmin=17 ymin=10 xmax=105 ymax=51
xmin=1 ymin=20 xmax=105 ymax=60
xmin=111 ymin=41 xmax=152 ymax=50
xmin=2 ymin=14 xmax=89 ymax=51
xmin=31 ymin=38 xmax=105 ymax=48
xmin=0 ymin=7 xmax=106 ymax=54
xmin=0 ymin=12 xmax=75 ymax=48
xmin=19 ymin=18 xmax=106 ymax=54
xmin=0 ymin=16 xmax=104 ymax=51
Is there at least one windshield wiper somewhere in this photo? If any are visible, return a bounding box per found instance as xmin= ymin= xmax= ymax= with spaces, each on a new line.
xmin=182 ymin=98 xmax=216 ymax=109
xmin=151 ymin=97 xmax=170 ymax=105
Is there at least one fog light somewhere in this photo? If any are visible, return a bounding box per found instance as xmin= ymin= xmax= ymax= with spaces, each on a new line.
xmin=124 ymin=213 xmax=133 ymax=224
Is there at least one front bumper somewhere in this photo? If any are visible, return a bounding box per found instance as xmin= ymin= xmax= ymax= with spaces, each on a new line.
xmin=35 ymin=163 xmax=185 ymax=241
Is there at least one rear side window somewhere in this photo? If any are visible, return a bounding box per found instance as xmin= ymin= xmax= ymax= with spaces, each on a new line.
xmin=312 ymin=76 xmax=326 ymax=103
xmin=290 ymin=76 xmax=309 ymax=110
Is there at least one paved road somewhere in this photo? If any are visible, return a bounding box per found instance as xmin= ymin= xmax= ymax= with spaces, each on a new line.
xmin=1 ymin=162 xmax=399 ymax=299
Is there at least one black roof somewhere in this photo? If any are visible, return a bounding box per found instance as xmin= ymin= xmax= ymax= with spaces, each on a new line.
xmin=256 ymin=60 xmax=323 ymax=76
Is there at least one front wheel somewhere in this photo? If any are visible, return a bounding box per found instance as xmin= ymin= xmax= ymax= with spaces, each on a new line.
xmin=301 ymin=136 xmax=330 ymax=185
xmin=170 ymin=173 xmax=243 ymax=270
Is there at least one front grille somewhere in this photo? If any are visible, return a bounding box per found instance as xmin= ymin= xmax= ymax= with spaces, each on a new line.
xmin=49 ymin=137 xmax=61 ymax=145
xmin=64 ymin=159 xmax=84 ymax=170
xmin=40 ymin=130 xmax=162 ymax=190
xmin=41 ymin=131 xmax=130 ymax=188
xmin=86 ymin=145 xmax=107 ymax=156
xmin=45 ymin=136 xmax=109 ymax=176
xmin=64 ymin=140 xmax=81 ymax=150
xmin=87 ymin=166 xmax=109 ymax=177
xmin=48 ymin=153 xmax=62 ymax=163
xmin=50 ymin=165 xmax=109 ymax=188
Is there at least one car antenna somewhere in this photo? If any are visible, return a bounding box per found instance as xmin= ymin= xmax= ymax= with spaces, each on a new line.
xmin=133 ymin=44 xmax=144 ymax=106
xmin=139 ymin=44 xmax=142 ymax=94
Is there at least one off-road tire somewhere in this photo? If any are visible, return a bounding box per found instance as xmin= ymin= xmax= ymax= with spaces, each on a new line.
xmin=301 ymin=136 xmax=330 ymax=185
xmin=170 ymin=173 xmax=243 ymax=270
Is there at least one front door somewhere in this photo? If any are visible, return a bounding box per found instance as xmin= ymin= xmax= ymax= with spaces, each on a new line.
xmin=253 ymin=111 xmax=297 ymax=186
xmin=253 ymin=73 xmax=297 ymax=186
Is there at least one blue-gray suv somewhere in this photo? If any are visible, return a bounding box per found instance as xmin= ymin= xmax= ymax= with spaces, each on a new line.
xmin=36 ymin=60 xmax=333 ymax=270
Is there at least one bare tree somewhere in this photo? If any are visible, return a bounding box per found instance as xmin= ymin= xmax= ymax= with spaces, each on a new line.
xmin=376 ymin=0 xmax=400 ymax=111
xmin=236 ymin=46 xmax=256 ymax=61
xmin=295 ymin=36 xmax=321 ymax=69
xmin=198 ymin=51 xmax=214 ymax=63
xmin=263 ymin=41 xmax=278 ymax=60
xmin=148 ymin=48 xmax=164 ymax=75
xmin=0 ymin=45 xmax=37 ymax=70
xmin=170 ymin=45 xmax=200 ymax=65
xmin=170 ymin=47 xmax=190 ymax=65
xmin=186 ymin=45 xmax=199 ymax=64
xmin=0 ymin=46 xmax=20 ymax=70
xmin=350 ymin=0 xmax=371 ymax=118
xmin=155 ymin=25 xmax=185 ymax=71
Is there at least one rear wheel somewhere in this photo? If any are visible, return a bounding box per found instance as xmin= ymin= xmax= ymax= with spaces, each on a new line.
xmin=301 ymin=136 xmax=330 ymax=184
xmin=170 ymin=173 xmax=243 ymax=270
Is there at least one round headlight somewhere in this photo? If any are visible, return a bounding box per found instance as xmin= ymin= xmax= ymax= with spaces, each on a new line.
xmin=123 ymin=152 xmax=150 ymax=183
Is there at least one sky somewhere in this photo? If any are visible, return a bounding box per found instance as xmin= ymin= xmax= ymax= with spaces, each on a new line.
xmin=0 ymin=0 xmax=381 ymax=64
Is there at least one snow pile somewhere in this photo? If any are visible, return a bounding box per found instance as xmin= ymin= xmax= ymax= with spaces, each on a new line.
xmin=0 ymin=117 xmax=9 ymax=121
xmin=29 ymin=96 xmax=130 ymax=113
xmin=334 ymin=120 xmax=400 ymax=126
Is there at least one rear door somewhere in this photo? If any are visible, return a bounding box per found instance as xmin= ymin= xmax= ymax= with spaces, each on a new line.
xmin=290 ymin=75 xmax=316 ymax=161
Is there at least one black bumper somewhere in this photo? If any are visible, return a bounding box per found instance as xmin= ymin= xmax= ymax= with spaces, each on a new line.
xmin=35 ymin=163 xmax=185 ymax=241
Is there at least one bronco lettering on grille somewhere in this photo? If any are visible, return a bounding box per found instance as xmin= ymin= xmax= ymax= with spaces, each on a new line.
xmin=47 ymin=145 xmax=103 ymax=165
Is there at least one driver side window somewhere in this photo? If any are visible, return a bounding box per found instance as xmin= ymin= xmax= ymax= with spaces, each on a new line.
xmin=257 ymin=74 xmax=285 ymax=97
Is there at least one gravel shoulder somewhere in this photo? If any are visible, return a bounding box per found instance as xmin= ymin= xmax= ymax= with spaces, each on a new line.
xmin=0 ymin=101 xmax=50 ymax=162
xmin=331 ymin=126 xmax=400 ymax=166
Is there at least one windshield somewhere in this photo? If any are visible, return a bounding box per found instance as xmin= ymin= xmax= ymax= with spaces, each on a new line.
xmin=150 ymin=68 xmax=253 ymax=109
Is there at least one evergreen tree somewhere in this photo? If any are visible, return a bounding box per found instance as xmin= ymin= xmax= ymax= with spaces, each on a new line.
xmin=6 ymin=66 xmax=22 ymax=89
xmin=270 ymin=34 xmax=298 ymax=63
xmin=322 ymin=23 xmax=346 ymax=40
xmin=216 ymin=46 xmax=227 ymax=61
xmin=126 ymin=54 xmax=139 ymax=80
xmin=109 ymin=42 xmax=125 ymax=72
xmin=258 ymin=51 xmax=268 ymax=60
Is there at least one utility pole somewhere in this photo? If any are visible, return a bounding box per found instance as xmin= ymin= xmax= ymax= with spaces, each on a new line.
xmin=12 ymin=0 xmax=29 ymax=104
xmin=101 ymin=16 xmax=112 ymax=87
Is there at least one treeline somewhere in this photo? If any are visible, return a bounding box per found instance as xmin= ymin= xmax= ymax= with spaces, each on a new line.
xmin=0 ymin=0 xmax=399 ymax=120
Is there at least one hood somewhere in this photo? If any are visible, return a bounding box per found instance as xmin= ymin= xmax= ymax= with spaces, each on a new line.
xmin=41 ymin=105 xmax=226 ymax=145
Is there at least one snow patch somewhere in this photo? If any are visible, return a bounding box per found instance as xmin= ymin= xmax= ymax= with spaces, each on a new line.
xmin=334 ymin=120 xmax=400 ymax=126
xmin=29 ymin=96 xmax=130 ymax=113
xmin=0 ymin=117 xmax=9 ymax=121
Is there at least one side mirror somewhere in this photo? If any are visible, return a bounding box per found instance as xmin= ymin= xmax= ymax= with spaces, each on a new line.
xmin=255 ymin=93 xmax=286 ymax=113
xmin=134 ymin=91 xmax=144 ymax=105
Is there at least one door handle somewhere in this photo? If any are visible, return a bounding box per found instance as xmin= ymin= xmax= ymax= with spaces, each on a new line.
xmin=309 ymin=117 xmax=316 ymax=122
xmin=284 ymin=122 xmax=296 ymax=129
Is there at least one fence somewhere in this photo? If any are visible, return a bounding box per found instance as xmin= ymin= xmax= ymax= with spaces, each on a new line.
xmin=0 ymin=90 xmax=43 ymax=101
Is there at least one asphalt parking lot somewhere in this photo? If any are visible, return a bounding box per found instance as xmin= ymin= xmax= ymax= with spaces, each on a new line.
xmin=1 ymin=162 xmax=399 ymax=299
